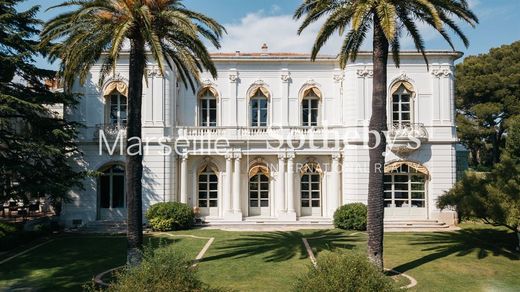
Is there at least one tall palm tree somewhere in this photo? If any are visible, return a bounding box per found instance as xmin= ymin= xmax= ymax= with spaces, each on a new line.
xmin=41 ymin=0 xmax=225 ymax=265
xmin=295 ymin=0 xmax=477 ymax=270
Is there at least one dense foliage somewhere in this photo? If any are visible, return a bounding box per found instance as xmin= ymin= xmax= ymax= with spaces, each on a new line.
xmin=333 ymin=203 xmax=368 ymax=231
xmin=146 ymin=202 xmax=194 ymax=231
xmin=456 ymin=41 xmax=520 ymax=168
xmin=0 ymin=0 xmax=83 ymax=209
xmin=293 ymin=251 xmax=398 ymax=292
xmin=103 ymin=246 xmax=226 ymax=292
xmin=439 ymin=117 xmax=520 ymax=250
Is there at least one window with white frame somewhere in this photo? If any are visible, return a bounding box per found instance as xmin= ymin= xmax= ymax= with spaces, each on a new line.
xmin=391 ymin=85 xmax=412 ymax=125
xmin=198 ymin=167 xmax=218 ymax=208
xmin=301 ymin=167 xmax=321 ymax=208
xmin=302 ymin=89 xmax=319 ymax=127
xmin=199 ymin=89 xmax=217 ymax=127
xmin=250 ymin=90 xmax=268 ymax=127
xmin=384 ymin=164 xmax=426 ymax=208
xmin=99 ymin=164 xmax=125 ymax=209
xmin=108 ymin=92 xmax=127 ymax=127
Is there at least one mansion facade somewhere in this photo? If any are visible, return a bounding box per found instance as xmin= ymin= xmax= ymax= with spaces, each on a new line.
xmin=61 ymin=50 xmax=461 ymax=226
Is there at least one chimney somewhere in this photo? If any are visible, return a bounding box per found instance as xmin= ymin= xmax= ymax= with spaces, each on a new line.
xmin=261 ymin=43 xmax=268 ymax=55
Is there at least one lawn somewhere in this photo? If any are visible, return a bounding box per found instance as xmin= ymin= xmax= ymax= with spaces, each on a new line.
xmin=0 ymin=223 xmax=519 ymax=292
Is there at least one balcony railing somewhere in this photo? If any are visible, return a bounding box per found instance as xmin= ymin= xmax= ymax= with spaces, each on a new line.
xmin=177 ymin=126 xmax=334 ymax=140
xmin=93 ymin=123 xmax=127 ymax=140
xmin=387 ymin=123 xmax=428 ymax=141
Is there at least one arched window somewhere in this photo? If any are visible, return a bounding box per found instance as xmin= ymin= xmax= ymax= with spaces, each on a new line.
xmin=198 ymin=166 xmax=218 ymax=208
xmin=108 ymin=92 xmax=127 ymax=127
xmin=198 ymin=87 xmax=217 ymax=127
xmin=301 ymin=88 xmax=320 ymax=127
xmin=300 ymin=162 xmax=322 ymax=210
xmin=99 ymin=164 xmax=125 ymax=209
xmin=391 ymin=84 xmax=413 ymax=125
xmin=384 ymin=163 xmax=427 ymax=208
xmin=250 ymin=89 xmax=268 ymax=127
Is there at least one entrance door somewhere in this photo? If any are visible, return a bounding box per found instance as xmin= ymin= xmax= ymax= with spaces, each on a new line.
xmin=384 ymin=164 xmax=427 ymax=219
xmin=300 ymin=172 xmax=322 ymax=216
xmin=198 ymin=167 xmax=219 ymax=217
xmin=249 ymin=172 xmax=269 ymax=217
xmin=98 ymin=164 xmax=127 ymax=220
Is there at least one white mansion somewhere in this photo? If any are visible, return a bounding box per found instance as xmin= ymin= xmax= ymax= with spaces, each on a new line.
xmin=61 ymin=49 xmax=461 ymax=227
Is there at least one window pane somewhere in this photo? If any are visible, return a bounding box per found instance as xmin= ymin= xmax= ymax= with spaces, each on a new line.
xmin=260 ymin=191 xmax=269 ymax=198
xmin=100 ymin=176 xmax=110 ymax=208
xmin=411 ymin=192 xmax=425 ymax=199
xmin=209 ymin=200 xmax=218 ymax=207
xmin=401 ymin=95 xmax=410 ymax=102
xmin=394 ymin=191 xmax=409 ymax=199
xmin=311 ymin=191 xmax=320 ymax=199
xmin=209 ymin=191 xmax=218 ymax=199
xmin=250 ymin=200 xmax=258 ymax=207
xmin=199 ymin=192 xmax=207 ymax=199
xmin=411 ymin=200 xmax=424 ymax=207
xmin=301 ymin=200 xmax=309 ymax=207
xmin=260 ymin=200 xmax=269 ymax=207
xmin=112 ymin=176 xmax=125 ymax=208
xmin=199 ymin=200 xmax=208 ymax=207
xmin=249 ymin=191 xmax=258 ymax=199
xmin=301 ymin=192 xmax=309 ymax=199
xmin=311 ymin=200 xmax=320 ymax=207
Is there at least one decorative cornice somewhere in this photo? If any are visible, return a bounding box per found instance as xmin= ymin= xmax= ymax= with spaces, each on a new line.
xmin=333 ymin=73 xmax=345 ymax=83
xmin=281 ymin=72 xmax=291 ymax=82
xmin=147 ymin=68 xmax=163 ymax=78
xmin=431 ymin=67 xmax=453 ymax=78
xmin=356 ymin=67 xmax=373 ymax=78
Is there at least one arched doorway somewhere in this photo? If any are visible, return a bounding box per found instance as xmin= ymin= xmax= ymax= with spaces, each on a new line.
xmin=97 ymin=164 xmax=126 ymax=220
xmin=197 ymin=164 xmax=219 ymax=217
xmin=248 ymin=166 xmax=270 ymax=217
xmin=384 ymin=161 xmax=428 ymax=219
xmin=300 ymin=162 xmax=322 ymax=217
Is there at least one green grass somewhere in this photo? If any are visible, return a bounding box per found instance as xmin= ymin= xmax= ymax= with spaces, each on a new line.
xmin=0 ymin=234 xmax=208 ymax=291
xmin=1 ymin=224 xmax=519 ymax=292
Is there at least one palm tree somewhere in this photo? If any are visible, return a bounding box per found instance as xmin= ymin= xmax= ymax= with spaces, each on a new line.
xmin=41 ymin=0 xmax=225 ymax=265
xmin=295 ymin=0 xmax=477 ymax=270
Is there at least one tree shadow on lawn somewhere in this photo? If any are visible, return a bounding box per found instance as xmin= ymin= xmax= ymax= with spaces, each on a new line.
xmin=392 ymin=228 xmax=519 ymax=273
xmin=0 ymin=235 xmax=177 ymax=291
xmin=201 ymin=230 xmax=361 ymax=263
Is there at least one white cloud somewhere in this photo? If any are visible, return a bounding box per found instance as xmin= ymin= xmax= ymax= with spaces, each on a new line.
xmin=214 ymin=11 xmax=343 ymax=54
xmin=213 ymin=10 xmax=444 ymax=54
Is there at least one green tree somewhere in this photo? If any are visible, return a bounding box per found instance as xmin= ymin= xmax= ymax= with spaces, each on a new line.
xmin=438 ymin=116 xmax=520 ymax=251
xmin=0 ymin=0 xmax=83 ymax=210
xmin=456 ymin=41 xmax=520 ymax=167
xmin=41 ymin=0 xmax=225 ymax=265
xmin=294 ymin=0 xmax=477 ymax=269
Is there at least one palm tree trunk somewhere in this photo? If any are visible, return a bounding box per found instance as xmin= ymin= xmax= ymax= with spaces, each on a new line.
xmin=126 ymin=36 xmax=145 ymax=266
xmin=367 ymin=14 xmax=389 ymax=271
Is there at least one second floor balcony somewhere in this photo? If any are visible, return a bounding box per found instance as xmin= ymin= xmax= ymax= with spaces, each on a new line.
xmin=387 ymin=123 xmax=429 ymax=155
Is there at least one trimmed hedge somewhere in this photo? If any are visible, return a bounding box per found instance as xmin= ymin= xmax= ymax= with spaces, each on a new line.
xmin=293 ymin=251 xmax=398 ymax=292
xmin=333 ymin=203 xmax=367 ymax=231
xmin=145 ymin=202 xmax=194 ymax=231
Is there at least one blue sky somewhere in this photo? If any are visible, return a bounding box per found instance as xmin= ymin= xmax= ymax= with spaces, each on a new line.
xmin=18 ymin=0 xmax=520 ymax=69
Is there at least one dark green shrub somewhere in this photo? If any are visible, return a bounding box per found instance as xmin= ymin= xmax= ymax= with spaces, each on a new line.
xmin=0 ymin=221 xmax=50 ymax=251
xmin=293 ymin=251 xmax=398 ymax=292
xmin=333 ymin=203 xmax=367 ymax=230
xmin=146 ymin=202 xmax=194 ymax=231
xmin=0 ymin=221 xmax=17 ymax=238
xmin=105 ymin=246 xmax=226 ymax=292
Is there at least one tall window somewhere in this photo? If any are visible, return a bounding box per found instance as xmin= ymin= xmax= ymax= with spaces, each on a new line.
xmin=199 ymin=89 xmax=217 ymax=127
xmin=301 ymin=165 xmax=321 ymax=208
xmin=302 ymin=89 xmax=319 ymax=126
xmin=109 ymin=92 xmax=127 ymax=127
xmin=391 ymin=85 xmax=412 ymax=125
xmin=384 ymin=164 xmax=426 ymax=208
xmin=249 ymin=172 xmax=269 ymax=208
xmin=198 ymin=167 xmax=218 ymax=207
xmin=250 ymin=89 xmax=268 ymax=127
xmin=99 ymin=164 xmax=125 ymax=209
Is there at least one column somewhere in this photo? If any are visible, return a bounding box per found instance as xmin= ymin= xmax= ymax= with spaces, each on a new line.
xmin=232 ymin=153 xmax=242 ymax=217
xmin=224 ymin=154 xmax=233 ymax=214
xmin=276 ymin=154 xmax=286 ymax=216
xmin=180 ymin=153 xmax=188 ymax=204
xmin=330 ymin=153 xmax=341 ymax=217
xmin=286 ymin=153 xmax=296 ymax=220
